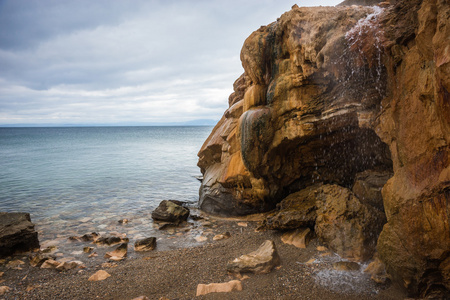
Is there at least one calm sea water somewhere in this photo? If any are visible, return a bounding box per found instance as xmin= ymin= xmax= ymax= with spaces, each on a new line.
xmin=0 ymin=126 xmax=213 ymax=253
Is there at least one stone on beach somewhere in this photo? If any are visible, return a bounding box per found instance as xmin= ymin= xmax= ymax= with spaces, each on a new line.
xmin=0 ymin=286 xmax=11 ymax=296
xmin=56 ymin=261 xmax=84 ymax=271
xmin=0 ymin=212 xmax=40 ymax=257
xmin=196 ymin=280 xmax=243 ymax=296
xmin=281 ymin=228 xmax=312 ymax=249
xmin=88 ymin=270 xmax=111 ymax=281
xmin=332 ymin=261 xmax=361 ymax=271
xmin=151 ymin=200 xmax=190 ymax=223
xmin=40 ymin=259 xmax=60 ymax=269
xmin=227 ymin=240 xmax=280 ymax=274
xmin=95 ymin=236 xmax=128 ymax=246
xmin=83 ymin=247 xmax=94 ymax=253
xmin=29 ymin=252 xmax=55 ymax=267
xmin=105 ymin=243 xmax=128 ymax=260
xmin=213 ymin=232 xmax=231 ymax=241
xmin=134 ymin=237 xmax=156 ymax=251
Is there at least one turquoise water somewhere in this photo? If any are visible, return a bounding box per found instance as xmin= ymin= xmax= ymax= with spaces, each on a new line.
xmin=0 ymin=126 xmax=213 ymax=252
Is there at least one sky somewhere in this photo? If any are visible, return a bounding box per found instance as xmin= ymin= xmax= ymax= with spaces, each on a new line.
xmin=0 ymin=0 xmax=342 ymax=126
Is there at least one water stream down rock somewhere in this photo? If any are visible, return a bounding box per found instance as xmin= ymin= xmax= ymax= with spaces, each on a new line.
xmin=198 ymin=0 xmax=449 ymax=297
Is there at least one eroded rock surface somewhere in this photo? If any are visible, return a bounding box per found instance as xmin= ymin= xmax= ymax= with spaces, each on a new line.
xmin=0 ymin=212 xmax=40 ymax=257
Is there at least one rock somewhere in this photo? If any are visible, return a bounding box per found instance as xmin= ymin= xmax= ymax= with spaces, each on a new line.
xmin=333 ymin=261 xmax=361 ymax=271
xmin=118 ymin=219 xmax=128 ymax=224
xmin=213 ymin=232 xmax=231 ymax=241
xmin=0 ymin=286 xmax=10 ymax=296
xmin=29 ymin=252 xmax=54 ymax=267
xmin=314 ymin=185 xmax=385 ymax=262
xmin=195 ymin=236 xmax=207 ymax=243
xmin=131 ymin=296 xmax=149 ymax=300
xmin=95 ymin=236 xmax=128 ymax=246
xmin=258 ymin=186 xmax=320 ymax=230
xmin=197 ymin=0 xmax=450 ymax=296
xmin=281 ymin=228 xmax=312 ymax=249
xmin=88 ymin=270 xmax=111 ymax=281
xmin=364 ymin=257 xmax=389 ymax=284
xmin=6 ymin=259 xmax=25 ymax=269
xmin=0 ymin=271 xmax=3 ymax=277
xmin=41 ymin=246 xmax=57 ymax=253
xmin=56 ymin=261 xmax=83 ymax=271
xmin=134 ymin=237 xmax=156 ymax=251
xmin=41 ymin=259 xmax=60 ymax=269
xmin=105 ymin=243 xmax=128 ymax=260
xmin=151 ymin=200 xmax=190 ymax=223
xmin=80 ymin=232 xmax=99 ymax=242
xmin=0 ymin=212 xmax=40 ymax=257
xmin=227 ymin=240 xmax=280 ymax=274
xmin=352 ymin=169 xmax=393 ymax=212
xmin=83 ymin=247 xmax=94 ymax=253
xmin=237 ymin=222 xmax=248 ymax=227
xmin=196 ymin=280 xmax=243 ymax=296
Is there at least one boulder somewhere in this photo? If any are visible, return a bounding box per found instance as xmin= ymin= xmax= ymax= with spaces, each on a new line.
xmin=88 ymin=270 xmax=111 ymax=281
xmin=227 ymin=240 xmax=280 ymax=274
xmin=151 ymin=200 xmax=190 ymax=223
xmin=0 ymin=212 xmax=40 ymax=257
xmin=134 ymin=237 xmax=156 ymax=251
xmin=352 ymin=169 xmax=393 ymax=212
xmin=196 ymin=280 xmax=243 ymax=296
xmin=281 ymin=228 xmax=312 ymax=249
xmin=314 ymin=185 xmax=385 ymax=261
xmin=259 ymin=186 xmax=320 ymax=230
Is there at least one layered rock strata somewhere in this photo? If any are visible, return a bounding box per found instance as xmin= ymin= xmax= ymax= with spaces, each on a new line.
xmin=0 ymin=212 xmax=40 ymax=257
xmin=198 ymin=0 xmax=449 ymax=297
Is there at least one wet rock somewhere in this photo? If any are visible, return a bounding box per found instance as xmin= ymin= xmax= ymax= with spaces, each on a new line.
xmin=88 ymin=270 xmax=110 ymax=281
xmin=333 ymin=261 xmax=361 ymax=271
xmin=196 ymin=280 xmax=243 ymax=296
xmin=41 ymin=246 xmax=57 ymax=253
xmin=352 ymin=169 xmax=392 ymax=212
xmin=364 ymin=257 xmax=389 ymax=284
xmin=80 ymin=232 xmax=99 ymax=242
xmin=157 ymin=222 xmax=180 ymax=230
xmin=259 ymin=186 xmax=320 ymax=230
xmin=118 ymin=219 xmax=128 ymax=224
xmin=83 ymin=247 xmax=94 ymax=253
xmin=0 ymin=286 xmax=11 ymax=296
xmin=314 ymin=185 xmax=385 ymax=261
xmin=95 ymin=236 xmax=128 ymax=246
xmin=213 ymin=232 xmax=231 ymax=241
xmin=281 ymin=228 xmax=312 ymax=249
xmin=0 ymin=212 xmax=40 ymax=257
xmin=151 ymin=200 xmax=190 ymax=223
xmin=227 ymin=240 xmax=280 ymax=274
xmin=105 ymin=243 xmax=128 ymax=261
xmin=41 ymin=259 xmax=60 ymax=269
xmin=29 ymin=252 xmax=55 ymax=267
xmin=134 ymin=237 xmax=156 ymax=251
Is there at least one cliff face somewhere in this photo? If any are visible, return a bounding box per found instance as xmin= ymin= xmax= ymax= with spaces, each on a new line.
xmin=197 ymin=0 xmax=449 ymax=297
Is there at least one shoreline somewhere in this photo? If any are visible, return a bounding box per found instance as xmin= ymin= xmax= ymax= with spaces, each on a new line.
xmin=0 ymin=213 xmax=406 ymax=299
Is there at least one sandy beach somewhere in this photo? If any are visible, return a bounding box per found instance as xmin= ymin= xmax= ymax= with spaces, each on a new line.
xmin=0 ymin=214 xmax=406 ymax=300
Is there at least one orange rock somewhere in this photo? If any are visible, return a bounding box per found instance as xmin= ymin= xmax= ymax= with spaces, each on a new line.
xmin=196 ymin=280 xmax=243 ymax=296
xmin=88 ymin=270 xmax=110 ymax=282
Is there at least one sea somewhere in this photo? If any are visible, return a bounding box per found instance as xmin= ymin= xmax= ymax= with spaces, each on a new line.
xmin=0 ymin=126 xmax=213 ymax=256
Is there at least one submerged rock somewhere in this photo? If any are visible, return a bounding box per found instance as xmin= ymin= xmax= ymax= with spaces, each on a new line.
xmin=95 ymin=236 xmax=128 ymax=246
xmin=105 ymin=243 xmax=128 ymax=261
xmin=227 ymin=240 xmax=280 ymax=274
xmin=151 ymin=200 xmax=190 ymax=223
xmin=0 ymin=212 xmax=40 ymax=257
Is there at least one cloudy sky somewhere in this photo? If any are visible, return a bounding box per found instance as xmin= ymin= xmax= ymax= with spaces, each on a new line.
xmin=0 ymin=0 xmax=341 ymax=126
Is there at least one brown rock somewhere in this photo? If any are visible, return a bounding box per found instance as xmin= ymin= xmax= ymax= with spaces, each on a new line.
xmin=88 ymin=270 xmax=110 ymax=281
xmin=0 ymin=286 xmax=11 ymax=296
xmin=56 ymin=261 xmax=83 ymax=271
xmin=227 ymin=240 xmax=280 ymax=274
xmin=94 ymin=236 xmax=127 ymax=246
xmin=196 ymin=280 xmax=243 ymax=296
xmin=314 ymin=185 xmax=385 ymax=261
xmin=364 ymin=257 xmax=388 ymax=284
xmin=105 ymin=243 xmax=128 ymax=260
xmin=29 ymin=252 xmax=54 ymax=267
xmin=40 ymin=259 xmax=60 ymax=269
xmin=151 ymin=200 xmax=190 ymax=223
xmin=352 ymin=169 xmax=393 ymax=212
xmin=134 ymin=237 xmax=156 ymax=251
xmin=0 ymin=212 xmax=40 ymax=257
xmin=213 ymin=232 xmax=231 ymax=241
xmin=281 ymin=228 xmax=312 ymax=249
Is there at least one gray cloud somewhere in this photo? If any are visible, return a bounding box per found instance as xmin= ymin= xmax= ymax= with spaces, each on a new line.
xmin=0 ymin=0 xmax=341 ymax=125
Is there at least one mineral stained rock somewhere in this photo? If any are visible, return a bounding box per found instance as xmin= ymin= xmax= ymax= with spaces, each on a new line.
xmin=0 ymin=212 xmax=40 ymax=257
xmin=197 ymin=0 xmax=449 ymax=297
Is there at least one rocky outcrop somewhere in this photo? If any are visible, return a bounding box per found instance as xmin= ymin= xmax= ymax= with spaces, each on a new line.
xmin=198 ymin=0 xmax=449 ymax=297
xmin=0 ymin=212 xmax=40 ymax=257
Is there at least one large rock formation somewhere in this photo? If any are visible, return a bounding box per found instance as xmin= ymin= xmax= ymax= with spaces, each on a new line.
xmin=197 ymin=0 xmax=449 ymax=297
xmin=0 ymin=212 xmax=40 ymax=257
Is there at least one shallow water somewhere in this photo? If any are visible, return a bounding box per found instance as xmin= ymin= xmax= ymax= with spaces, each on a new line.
xmin=0 ymin=126 xmax=213 ymax=256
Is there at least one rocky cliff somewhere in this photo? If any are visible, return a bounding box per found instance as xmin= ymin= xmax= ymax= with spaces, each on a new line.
xmin=197 ymin=0 xmax=449 ymax=297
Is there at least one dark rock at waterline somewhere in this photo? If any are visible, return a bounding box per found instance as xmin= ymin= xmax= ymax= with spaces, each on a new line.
xmin=134 ymin=237 xmax=157 ymax=251
xmin=0 ymin=212 xmax=40 ymax=257
xmin=151 ymin=200 xmax=190 ymax=223
xmin=95 ymin=236 xmax=129 ymax=246
xmin=81 ymin=232 xmax=99 ymax=242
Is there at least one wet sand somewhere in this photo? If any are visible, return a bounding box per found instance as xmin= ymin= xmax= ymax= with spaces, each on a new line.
xmin=0 ymin=215 xmax=406 ymax=300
